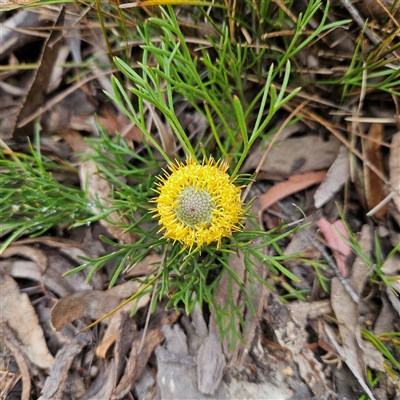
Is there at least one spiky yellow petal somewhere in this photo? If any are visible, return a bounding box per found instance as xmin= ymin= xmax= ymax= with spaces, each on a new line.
xmin=153 ymin=158 xmax=243 ymax=250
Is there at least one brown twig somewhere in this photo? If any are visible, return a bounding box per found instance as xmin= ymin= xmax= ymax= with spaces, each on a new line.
xmin=340 ymin=0 xmax=381 ymax=45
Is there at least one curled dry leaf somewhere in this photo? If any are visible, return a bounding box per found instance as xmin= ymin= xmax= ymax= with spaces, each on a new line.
xmin=4 ymin=259 xmax=43 ymax=284
xmin=362 ymin=123 xmax=387 ymax=218
xmin=96 ymin=291 xmax=150 ymax=359
xmin=2 ymin=323 xmax=31 ymax=400
xmin=15 ymin=236 xmax=86 ymax=248
xmin=259 ymin=170 xmax=327 ymax=211
xmin=12 ymin=7 xmax=65 ymax=140
xmin=1 ymin=245 xmax=48 ymax=274
xmin=0 ymin=270 xmax=54 ymax=369
xmin=50 ymin=281 xmax=143 ymax=331
xmin=317 ymin=217 xmax=351 ymax=278
xmin=314 ymin=145 xmax=349 ymax=209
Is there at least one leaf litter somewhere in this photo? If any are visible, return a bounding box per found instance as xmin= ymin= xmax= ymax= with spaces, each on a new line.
xmin=1 ymin=2 xmax=400 ymax=400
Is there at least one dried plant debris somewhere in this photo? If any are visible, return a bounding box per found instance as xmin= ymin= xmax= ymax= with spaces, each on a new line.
xmin=314 ymin=146 xmax=349 ymax=209
xmin=0 ymin=271 xmax=54 ymax=369
xmin=242 ymin=135 xmax=342 ymax=178
xmin=7 ymin=8 xmax=66 ymax=140
xmin=1 ymin=1 xmax=400 ymax=399
xmin=362 ymin=123 xmax=387 ymax=219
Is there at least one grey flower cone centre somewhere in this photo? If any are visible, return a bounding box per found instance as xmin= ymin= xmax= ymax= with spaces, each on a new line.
xmin=175 ymin=187 xmax=214 ymax=228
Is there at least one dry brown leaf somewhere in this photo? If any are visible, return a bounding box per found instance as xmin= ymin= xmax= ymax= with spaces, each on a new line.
xmin=47 ymin=45 xmax=70 ymax=94
xmin=2 ymin=323 xmax=31 ymax=400
xmin=317 ymin=217 xmax=351 ymax=278
xmin=15 ymin=236 xmax=85 ymax=248
xmin=112 ymin=313 xmax=138 ymax=381
xmin=241 ymin=135 xmax=341 ymax=177
xmin=0 ymin=270 xmax=54 ymax=369
xmin=362 ymin=123 xmax=387 ymax=218
xmin=323 ymin=323 xmax=378 ymax=400
xmin=287 ymin=300 xmax=332 ymax=328
xmin=112 ymin=330 xmax=162 ymax=400
xmin=314 ymin=145 xmax=349 ymax=208
xmin=259 ymin=170 xmax=327 ymax=211
xmin=41 ymin=250 xmax=96 ymax=298
xmin=12 ymin=7 xmax=65 ymax=140
xmin=111 ymin=311 xmax=180 ymax=400
xmin=1 ymin=245 xmax=47 ymax=274
xmin=4 ymin=259 xmax=43 ymax=283
xmin=96 ymin=333 xmax=119 ymax=359
xmin=374 ymin=291 xmax=399 ymax=335
xmin=330 ymin=226 xmax=383 ymax=399
xmin=38 ymin=337 xmax=88 ymax=400
xmin=389 ymin=131 xmax=400 ymax=212
xmin=348 ymin=225 xmax=374 ymax=295
xmin=50 ymin=280 xmax=142 ymax=331
xmin=50 ymin=290 xmax=118 ymax=331
xmin=42 ymin=89 xmax=96 ymax=133
xmin=96 ymin=292 xmax=150 ymax=358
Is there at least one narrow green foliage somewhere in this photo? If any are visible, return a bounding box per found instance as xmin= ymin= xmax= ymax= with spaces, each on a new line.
xmin=300 ymin=259 xmax=330 ymax=293
xmin=0 ymin=0 xmax=359 ymax=348
xmin=362 ymin=329 xmax=400 ymax=385
xmin=324 ymin=25 xmax=400 ymax=99
xmin=0 ymin=146 xmax=90 ymax=253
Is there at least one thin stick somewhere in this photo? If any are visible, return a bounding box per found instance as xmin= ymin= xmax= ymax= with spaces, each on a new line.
xmin=340 ymin=0 xmax=381 ymax=45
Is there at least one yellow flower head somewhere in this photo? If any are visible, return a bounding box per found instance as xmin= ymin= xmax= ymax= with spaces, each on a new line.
xmin=153 ymin=157 xmax=243 ymax=250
